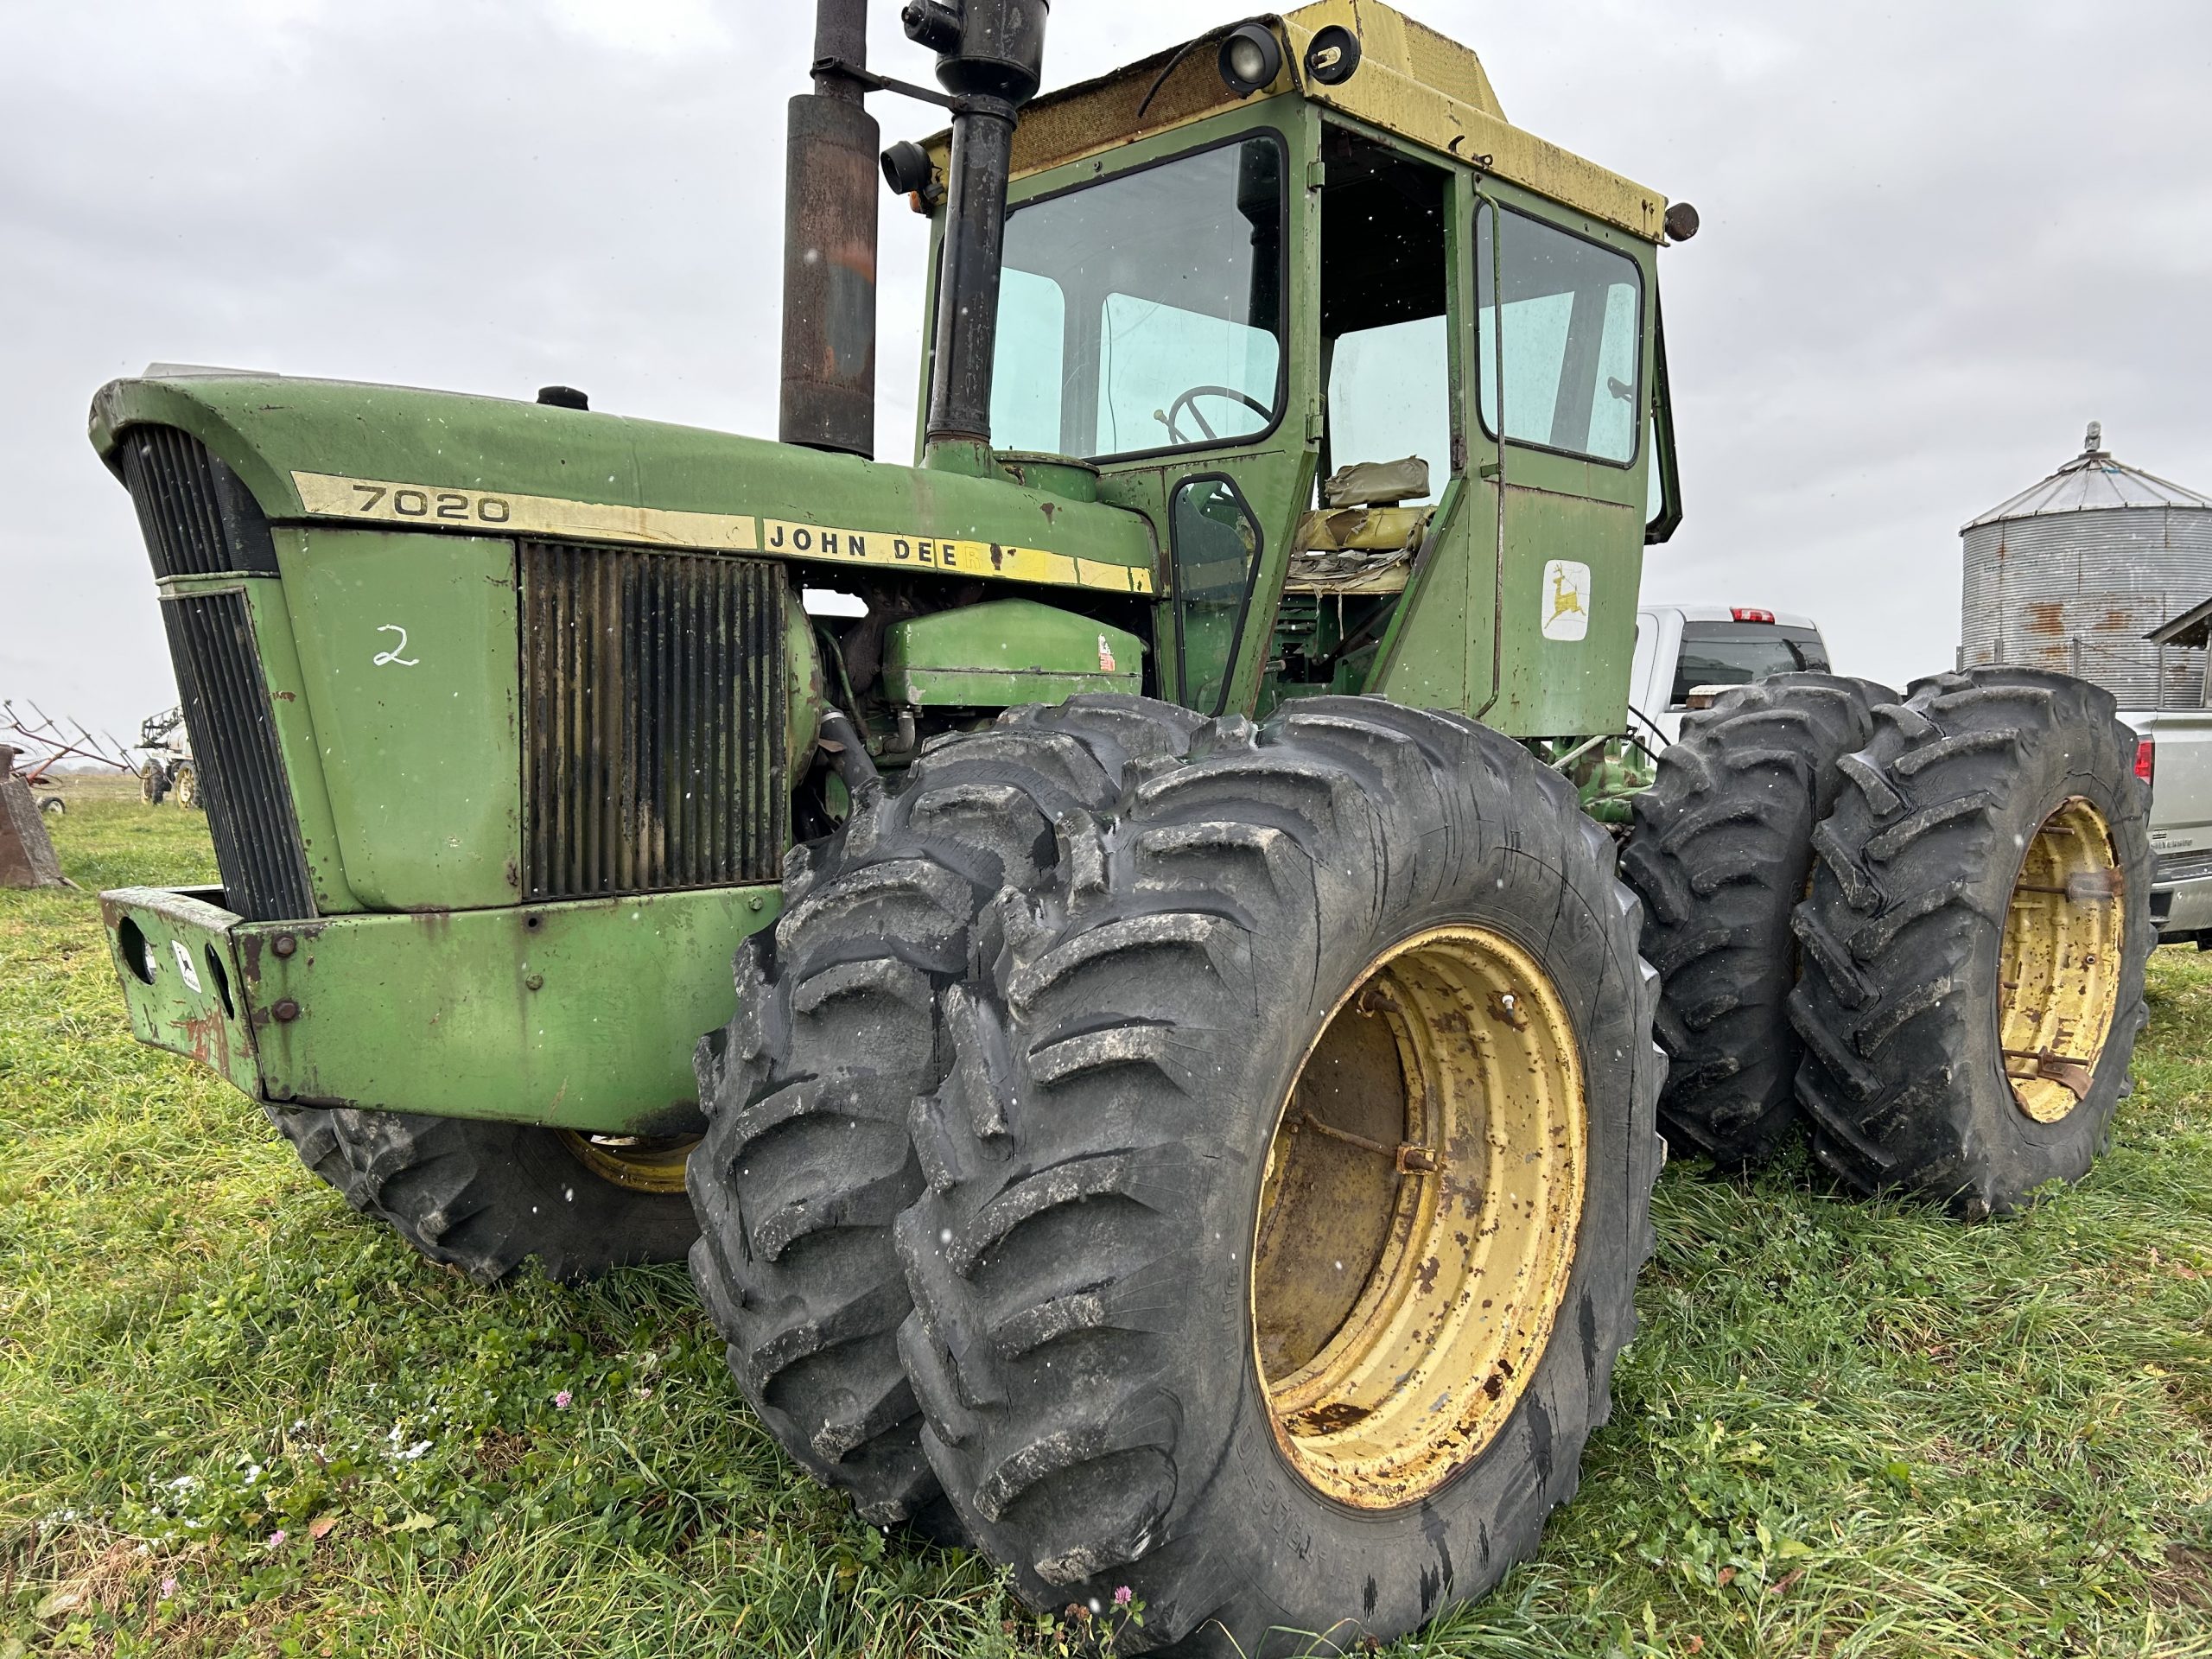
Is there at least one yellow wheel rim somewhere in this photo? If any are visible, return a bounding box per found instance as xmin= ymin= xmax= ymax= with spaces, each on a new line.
xmin=555 ymin=1131 xmax=700 ymax=1195
xmin=1249 ymin=925 xmax=1586 ymax=1510
xmin=1999 ymin=798 xmax=2125 ymax=1124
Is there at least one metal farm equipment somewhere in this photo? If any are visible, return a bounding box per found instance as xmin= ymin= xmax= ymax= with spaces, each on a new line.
xmin=1 ymin=700 xmax=136 ymax=817
xmin=133 ymin=706 xmax=200 ymax=808
xmin=86 ymin=4 xmax=2152 ymax=1649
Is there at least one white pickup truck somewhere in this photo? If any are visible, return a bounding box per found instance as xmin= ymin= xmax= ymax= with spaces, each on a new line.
xmin=2103 ymin=604 xmax=2212 ymax=948
xmin=2127 ymin=712 xmax=2212 ymax=944
xmin=1630 ymin=603 xmax=1834 ymax=747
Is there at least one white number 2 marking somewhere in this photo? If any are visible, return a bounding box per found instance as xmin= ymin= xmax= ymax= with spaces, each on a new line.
xmin=373 ymin=625 xmax=420 ymax=667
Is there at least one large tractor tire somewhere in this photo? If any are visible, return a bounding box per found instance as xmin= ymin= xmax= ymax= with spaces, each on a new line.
xmin=141 ymin=761 xmax=168 ymax=806
xmin=173 ymin=763 xmax=201 ymax=811
xmin=1623 ymin=674 xmax=1892 ymax=1165
xmin=686 ymin=698 xmax=1205 ymax=1534
xmin=893 ymin=697 xmax=1664 ymax=1653
xmin=1789 ymin=668 xmax=2152 ymax=1216
xmin=264 ymin=1105 xmax=700 ymax=1281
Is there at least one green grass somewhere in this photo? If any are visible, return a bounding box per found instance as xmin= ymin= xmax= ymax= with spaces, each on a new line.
xmin=3 ymin=784 xmax=2209 ymax=1657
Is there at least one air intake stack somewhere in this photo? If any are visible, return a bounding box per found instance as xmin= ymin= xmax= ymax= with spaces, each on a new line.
xmin=905 ymin=0 xmax=1051 ymax=461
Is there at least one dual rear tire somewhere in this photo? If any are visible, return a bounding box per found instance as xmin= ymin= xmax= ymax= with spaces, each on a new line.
xmin=1624 ymin=667 xmax=2152 ymax=1215
xmin=677 ymin=696 xmax=1661 ymax=1649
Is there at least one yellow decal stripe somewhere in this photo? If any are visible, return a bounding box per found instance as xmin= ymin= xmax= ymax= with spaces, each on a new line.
xmin=752 ymin=526 xmax=1159 ymax=597
xmin=293 ymin=472 xmax=759 ymax=550
xmin=290 ymin=474 xmax=1154 ymax=597
xmin=758 ymin=520 xmax=1153 ymax=595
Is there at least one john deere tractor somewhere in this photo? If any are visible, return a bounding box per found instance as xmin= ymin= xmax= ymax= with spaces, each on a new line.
xmin=94 ymin=2 xmax=2152 ymax=1648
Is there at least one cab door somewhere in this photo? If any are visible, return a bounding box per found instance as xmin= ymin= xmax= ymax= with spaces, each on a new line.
xmin=1463 ymin=196 xmax=1655 ymax=737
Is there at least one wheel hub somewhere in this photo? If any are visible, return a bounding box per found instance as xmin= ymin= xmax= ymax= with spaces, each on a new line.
xmin=556 ymin=1131 xmax=699 ymax=1194
xmin=1999 ymin=797 xmax=2124 ymax=1124
xmin=1250 ymin=925 xmax=1586 ymax=1509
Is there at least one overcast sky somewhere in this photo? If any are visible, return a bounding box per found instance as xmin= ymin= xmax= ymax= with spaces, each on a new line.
xmin=5 ymin=0 xmax=2211 ymax=748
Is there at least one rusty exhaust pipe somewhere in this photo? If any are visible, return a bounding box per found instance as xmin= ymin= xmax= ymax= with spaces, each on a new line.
xmin=779 ymin=0 xmax=880 ymax=459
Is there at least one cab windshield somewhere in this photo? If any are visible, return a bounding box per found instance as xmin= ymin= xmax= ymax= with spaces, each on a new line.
xmin=988 ymin=134 xmax=1287 ymax=461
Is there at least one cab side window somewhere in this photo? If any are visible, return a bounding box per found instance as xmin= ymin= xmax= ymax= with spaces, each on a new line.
xmin=1475 ymin=207 xmax=1643 ymax=466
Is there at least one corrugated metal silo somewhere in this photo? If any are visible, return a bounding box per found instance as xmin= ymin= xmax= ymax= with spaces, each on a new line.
xmin=1960 ymin=423 xmax=2212 ymax=709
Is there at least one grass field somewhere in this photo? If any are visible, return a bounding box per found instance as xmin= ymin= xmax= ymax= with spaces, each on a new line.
xmin=3 ymin=783 xmax=2210 ymax=1657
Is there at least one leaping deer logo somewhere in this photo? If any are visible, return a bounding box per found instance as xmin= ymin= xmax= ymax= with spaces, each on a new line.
xmin=1548 ymin=564 xmax=1586 ymax=627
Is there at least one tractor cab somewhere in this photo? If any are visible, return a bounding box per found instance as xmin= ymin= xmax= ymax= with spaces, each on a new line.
xmin=893 ymin=3 xmax=1688 ymax=735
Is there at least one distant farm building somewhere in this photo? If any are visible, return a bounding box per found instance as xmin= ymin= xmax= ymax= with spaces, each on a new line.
xmin=1960 ymin=423 xmax=2212 ymax=709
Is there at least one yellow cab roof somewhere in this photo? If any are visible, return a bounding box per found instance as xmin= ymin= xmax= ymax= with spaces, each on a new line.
xmin=953 ymin=1 xmax=1669 ymax=243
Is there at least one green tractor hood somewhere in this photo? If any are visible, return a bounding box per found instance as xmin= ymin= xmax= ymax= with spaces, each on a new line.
xmin=88 ymin=370 xmax=1159 ymax=1135
xmin=90 ymin=372 xmax=1157 ymax=599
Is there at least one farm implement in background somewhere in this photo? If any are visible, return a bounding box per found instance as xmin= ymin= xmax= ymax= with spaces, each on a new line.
xmin=1 ymin=699 xmax=137 ymax=818
xmin=133 ymin=706 xmax=200 ymax=808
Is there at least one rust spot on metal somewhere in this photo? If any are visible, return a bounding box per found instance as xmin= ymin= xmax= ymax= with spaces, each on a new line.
xmin=1354 ymin=982 xmax=1403 ymax=1019
xmin=2025 ymin=601 xmax=2066 ymax=636
xmin=2002 ymin=1046 xmax=2094 ymax=1101
xmin=172 ymin=1009 xmax=232 ymax=1076
xmin=1289 ymin=1400 xmax=1372 ymax=1434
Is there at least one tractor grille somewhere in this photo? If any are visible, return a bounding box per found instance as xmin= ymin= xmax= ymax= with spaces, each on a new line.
xmin=2155 ymin=848 xmax=2212 ymax=887
xmin=519 ymin=543 xmax=789 ymax=900
xmin=159 ymin=591 xmax=318 ymax=922
xmin=117 ymin=423 xmax=315 ymax=923
xmin=117 ymin=426 xmax=280 ymax=578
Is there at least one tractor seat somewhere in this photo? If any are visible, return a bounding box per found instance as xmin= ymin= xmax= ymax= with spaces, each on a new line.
xmin=1287 ymin=455 xmax=1433 ymax=593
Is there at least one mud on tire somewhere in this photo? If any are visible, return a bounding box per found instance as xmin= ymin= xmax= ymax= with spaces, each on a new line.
xmin=1623 ymin=674 xmax=1892 ymax=1165
xmin=264 ymin=1106 xmax=698 ymax=1282
xmin=685 ymin=698 xmax=1205 ymax=1532
xmin=893 ymin=696 xmax=1664 ymax=1653
xmin=1788 ymin=668 xmax=2153 ymax=1216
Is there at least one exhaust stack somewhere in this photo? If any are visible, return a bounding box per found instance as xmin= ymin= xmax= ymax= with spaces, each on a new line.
xmin=907 ymin=0 xmax=1050 ymax=461
xmin=779 ymin=0 xmax=880 ymax=459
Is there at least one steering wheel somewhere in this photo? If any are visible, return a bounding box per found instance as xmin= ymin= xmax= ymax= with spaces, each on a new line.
xmin=1160 ymin=384 xmax=1272 ymax=447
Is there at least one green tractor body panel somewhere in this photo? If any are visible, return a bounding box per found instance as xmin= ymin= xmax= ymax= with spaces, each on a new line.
xmin=280 ymin=530 xmax=523 ymax=911
xmin=102 ymin=882 xmax=777 ymax=1134
xmin=91 ymin=4 xmax=1681 ymax=1133
xmin=884 ymin=599 xmax=1146 ymax=706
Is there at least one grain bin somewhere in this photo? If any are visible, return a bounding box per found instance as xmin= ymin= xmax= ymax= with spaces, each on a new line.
xmin=1960 ymin=423 xmax=2212 ymax=709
